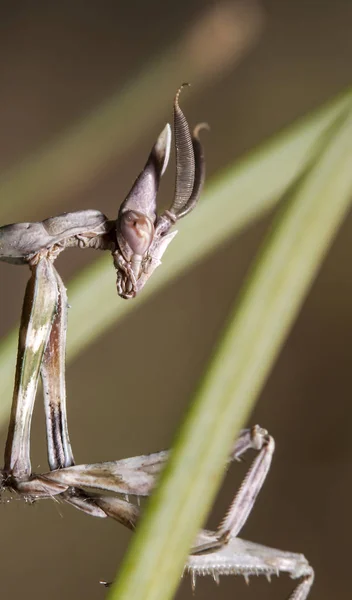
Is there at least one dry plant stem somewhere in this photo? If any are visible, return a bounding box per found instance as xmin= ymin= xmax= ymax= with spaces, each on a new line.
xmin=0 ymin=89 xmax=351 ymax=428
xmin=107 ymin=107 xmax=352 ymax=600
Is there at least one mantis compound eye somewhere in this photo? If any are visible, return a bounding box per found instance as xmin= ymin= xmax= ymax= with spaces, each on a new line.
xmin=120 ymin=210 xmax=154 ymax=255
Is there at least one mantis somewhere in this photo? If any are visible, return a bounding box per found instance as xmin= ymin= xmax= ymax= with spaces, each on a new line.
xmin=0 ymin=86 xmax=314 ymax=598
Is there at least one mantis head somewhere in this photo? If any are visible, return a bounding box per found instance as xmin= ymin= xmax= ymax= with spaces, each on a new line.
xmin=113 ymin=85 xmax=207 ymax=299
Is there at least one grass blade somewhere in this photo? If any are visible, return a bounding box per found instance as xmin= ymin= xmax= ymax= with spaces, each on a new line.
xmin=106 ymin=104 xmax=352 ymax=600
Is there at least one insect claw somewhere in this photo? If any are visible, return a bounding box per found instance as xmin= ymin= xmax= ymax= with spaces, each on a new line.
xmin=244 ymin=574 xmax=250 ymax=585
xmin=212 ymin=571 xmax=220 ymax=585
xmin=191 ymin=570 xmax=196 ymax=593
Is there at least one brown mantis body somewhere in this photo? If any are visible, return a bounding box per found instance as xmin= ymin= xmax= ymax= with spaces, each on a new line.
xmin=0 ymin=87 xmax=314 ymax=598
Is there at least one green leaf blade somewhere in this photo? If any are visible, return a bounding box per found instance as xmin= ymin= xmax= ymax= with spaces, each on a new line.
xmin=107 ymin=104 xmax=352 ymax=600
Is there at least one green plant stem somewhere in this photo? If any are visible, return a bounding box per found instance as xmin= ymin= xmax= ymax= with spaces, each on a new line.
xmin=107 ymin=106 xmax=352 ymax=600
xmin=0 ymin=89 xmax=351 ymax=426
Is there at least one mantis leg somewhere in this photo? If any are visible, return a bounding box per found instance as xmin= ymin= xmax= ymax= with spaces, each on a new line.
xmin=41 ymin=426 xmax=268 ymax=498
xmin=37 ymin=272 xmax=139 ymax=525
xmin=186 ymin=427 xmax=314 ymax=599
xmin=3 ymin=258 xmax=58 ymax=481
xmin=58 ymin=487 xmax=140 ymax=529
xmin=98 ymin=426 xmax=312 ymax=597
xmin=186 ymin=536 xmax=314 ymax=599
xmin=37 ymin=426 xmax=272 ymax=531
xmin=20 ymin=430 xmax=262 ymax=520
xmin=41 ymin=449 xmax=170 ymax=496
xmin=41 ymin=267 xmax=74 ymax=470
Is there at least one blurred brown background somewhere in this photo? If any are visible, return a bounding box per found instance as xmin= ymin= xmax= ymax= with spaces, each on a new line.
xmin=0 ymin=1 xmax=352 ymax=598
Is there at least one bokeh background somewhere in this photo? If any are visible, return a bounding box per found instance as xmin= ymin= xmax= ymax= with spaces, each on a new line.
xmin=0 ymin=1 xmax=352 ymax=599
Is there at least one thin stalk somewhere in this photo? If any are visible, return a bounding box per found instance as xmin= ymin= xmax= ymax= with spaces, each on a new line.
xmin=107 ymin=105 xmax=352 ymax=599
